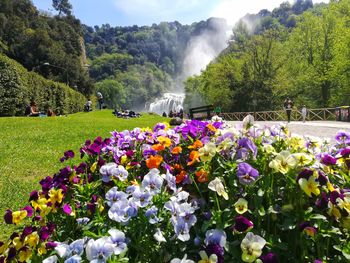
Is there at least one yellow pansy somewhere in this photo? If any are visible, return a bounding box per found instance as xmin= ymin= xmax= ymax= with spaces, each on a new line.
xmin=157 ymin=136 xmax=172 ymax=147
xmin=328 ymin=202 xmax=341 ymax=219
xmin=38 ymin=243 xmax=47 ymax=255
xmin=49 ymin=188 xmax=64 ymax=205
xmin=198 ymin=142 xmax=217 ymax=162
xmin=12 ymin=210 xmax=27 ymax=225
xmin=0 ymin=241 xmax=7 ymax=254
xmin=234 ymin=198 xmax=248 ymax=214
xmin=19 ymin=248 xmax=32 ymax=262
xmin=287 ymin=136 xmax=305 ymax=150
xmin=293 ymin=153 xmax=313 ymax=166
xmin=269 ymin=150 xmax=297 ymax=174
xmin=90 ymin=162 xmax=97 ymax=172
xmin=337 ymin=194 xmax=350 ymax=214
xmin=120 ymin=155 xmax=128 ymax=164
xmin=298 ymin=176 xmax=320 ymax=197
xmin=13 ymin=236 xmax=23 ymax=250
xmin=198 ymin=250 xmax=218 ymax=263
xmin=25 ymin=232 xmax=39 ymax=247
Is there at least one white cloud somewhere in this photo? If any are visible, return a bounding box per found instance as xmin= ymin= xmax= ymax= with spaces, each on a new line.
xmin=113 ymin=0 xmax=201 ymax=17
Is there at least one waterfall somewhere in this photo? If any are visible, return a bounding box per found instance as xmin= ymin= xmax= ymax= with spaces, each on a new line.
xmin=149 ymin=93 xmax=185 ymax=115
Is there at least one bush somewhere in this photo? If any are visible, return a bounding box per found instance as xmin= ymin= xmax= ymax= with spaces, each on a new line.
xmin=0 ymin=54 xmax=86 ymax=116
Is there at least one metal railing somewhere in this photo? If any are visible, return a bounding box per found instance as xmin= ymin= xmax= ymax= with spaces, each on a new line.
xmin=219 ymin=108 xmax=337 ymax=121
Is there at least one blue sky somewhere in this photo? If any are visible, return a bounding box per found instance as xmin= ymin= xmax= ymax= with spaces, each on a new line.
xmin=32 ymin=0 xmax=328 ymax=27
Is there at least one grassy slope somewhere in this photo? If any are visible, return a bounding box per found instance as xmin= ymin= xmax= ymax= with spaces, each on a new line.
xmin=0 ymin=110 xmax=167 ymax=239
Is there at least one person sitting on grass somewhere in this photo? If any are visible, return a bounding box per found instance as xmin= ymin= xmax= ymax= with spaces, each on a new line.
xmin=27 ymin=101 xmax=40 ymax=117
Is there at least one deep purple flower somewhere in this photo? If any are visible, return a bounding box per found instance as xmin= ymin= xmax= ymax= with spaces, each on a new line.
xmin=61 ymin=150 xmax=75 ymax=162
xmin=233 ymin=215 xmax=254 ymax=233
xmin=39 ymin=226 xmax=50 ymax=241
xmin=63 ymin=203 xmax=73 ymax=215
xmin=45 ymin=241 xmax=57 ymax=249
xmin=297 ymin=168 xmax=313 ymax=182
xmin=314 ymin=260 xmax=323 ymax=263
xmin=75 ymin=162 xmax=87 ymax=174
xmin=4 ymin=210 xmax=12 ymax=224
xmin=316 ymin=192 xmax=329 ymax=210
xmin=237 ymin=162 xmax=259 ymax=185
xmin=29 ymin=190 xmax=39 ymax=202
xmin=40 ymin=176 xmax=53 ymax=193
xmin=202 ymin=211 xmax=212 ymax=220
xmin=33 ymin=215 xmax=42 ymax=221
xmin=317 ymin=171 xmax=328 ymax=186
xmin=321 ymin=154 xmax=337 ymax=166
xmin=21 ymin=226 xmax=34 ymax=239
xmin=7 ymin=247 xmax=16 ymax=260
xmin=330 ymin=191 xmax=344 ymax=204
xmin=22 ymin=206 xmax=33 ymax=217
xmin=205 ymin=244 xmax=225 ymax=263
xmin=259 ymin=252 xmax=278 ymax=263
xmin=299 ymin=221 xmax=311 ymax=231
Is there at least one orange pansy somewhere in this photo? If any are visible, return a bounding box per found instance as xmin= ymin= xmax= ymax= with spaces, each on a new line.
xmin=176 ymin=170 xmax=187 ymax=184
xmin=146 ymin=155 xmax=163 ymax=169
xmin=188 ymin=140 xmax=203 ymax=149
xmin=206 ymin=123 xmax=217 ymax=132
xmin=187 ymin=151 xmax=200 ymax=166
xmin=171 ymin=146 xmax=183 ymax=154
xmin=152 ymin=144 xmax=165 ymax=151
xmin=195 ymin=169 xmax=209 ymax=183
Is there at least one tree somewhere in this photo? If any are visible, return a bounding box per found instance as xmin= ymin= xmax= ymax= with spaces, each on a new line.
xmin=52 ymin=0 xmax=72 ymax=16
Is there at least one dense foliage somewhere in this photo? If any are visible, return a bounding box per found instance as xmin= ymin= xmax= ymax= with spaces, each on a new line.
xmin=1 ymin=118 xmax=350 ymax=262
xmin=83 ymin=18 xmax=227 ymax=110
xmin=184 ymin=0 xmax=350 ymax=112
xmin=0 ymin=53 xmax=86 ymax=116
xmin=0 ymin=0 xmax=93 ymax=96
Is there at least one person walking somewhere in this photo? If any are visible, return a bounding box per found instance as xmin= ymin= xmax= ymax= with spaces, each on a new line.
xmin=97 ymin=92 xmax=103 ymax=110
xmin=301 ymin=105 xmax=307 ymax=123
xmin=283 ymin=97 xmax=293 ymax=123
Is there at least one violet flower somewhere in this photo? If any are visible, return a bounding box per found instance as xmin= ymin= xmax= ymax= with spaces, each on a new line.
xmin=233 ymin=215 xmax=254 ymax=233
xmin=237 ymin=162 xmax=259 ymax=185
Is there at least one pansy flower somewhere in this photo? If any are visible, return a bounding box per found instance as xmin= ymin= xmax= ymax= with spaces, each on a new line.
xmin=298 ymin=175 xmax=320 ymax=197
xmin=146 ymin=155 xmax=163 ymax=169
xmin=269 ymin=150 xmax=297 ymax=174
xmin=237 ymin=162 xmax=259 ymax=185
xmin=234 ymin=198 xmax=248 ymax=214
xmin=198 ymin=142 xmax=217 ymax=162
xmin=241 ymin=232 xmax=266 ymax=263
xmin=208 ymin=178 xmax=228 ymax=200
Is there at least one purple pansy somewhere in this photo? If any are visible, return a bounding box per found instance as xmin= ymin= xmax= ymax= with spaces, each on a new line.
xmin=233 ymin=215 xmax=254 ymax=233
xmin=237 ymin=162 xmax=259 ymax=185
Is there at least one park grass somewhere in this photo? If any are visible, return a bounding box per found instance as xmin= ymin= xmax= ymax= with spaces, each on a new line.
xmin=0 ymin=110 xmax=167 ymax=239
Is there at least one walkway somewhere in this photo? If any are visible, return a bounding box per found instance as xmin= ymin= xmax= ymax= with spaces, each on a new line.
xmin=226 ymin=120 xmax=350 ymax=142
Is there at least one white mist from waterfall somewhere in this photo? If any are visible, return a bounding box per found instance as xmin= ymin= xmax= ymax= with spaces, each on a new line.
xmin=148 ymin=18 xmax=230 ymax=114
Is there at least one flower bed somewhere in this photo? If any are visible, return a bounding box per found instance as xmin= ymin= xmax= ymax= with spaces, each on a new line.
xmin=1 ymin=119 xmax=350 ymax=262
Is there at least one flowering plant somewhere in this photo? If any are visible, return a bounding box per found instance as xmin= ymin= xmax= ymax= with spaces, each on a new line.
xmin=1 ymin=119 xmax=350 ymax=262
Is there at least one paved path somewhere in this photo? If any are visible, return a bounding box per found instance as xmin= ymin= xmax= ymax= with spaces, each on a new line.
xmin=226 ymin=121 xmax=350 ymax=142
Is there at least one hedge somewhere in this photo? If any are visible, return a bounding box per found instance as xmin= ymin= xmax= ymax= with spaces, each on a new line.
xmin=0 ymin=53 xmax=86 ymax=116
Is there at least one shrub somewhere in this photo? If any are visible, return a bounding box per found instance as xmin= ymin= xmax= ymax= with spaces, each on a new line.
xmin=0 ymin=54 xmax=86 ymax=116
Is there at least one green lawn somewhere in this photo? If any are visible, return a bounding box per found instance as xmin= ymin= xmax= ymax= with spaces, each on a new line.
xmin=0 ymin=110 xmax=167 ymax=239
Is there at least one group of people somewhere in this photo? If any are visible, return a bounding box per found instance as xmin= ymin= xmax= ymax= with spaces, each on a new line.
xmin=283 ymin=98 xmax=308 ymax=123
xmin=25 ymin=101 xmax=56 ymax=117
xmin=163 ymin=108 xmax=184 ymax=119
xmin=113 ymin=109 xmax=140 ymax=118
